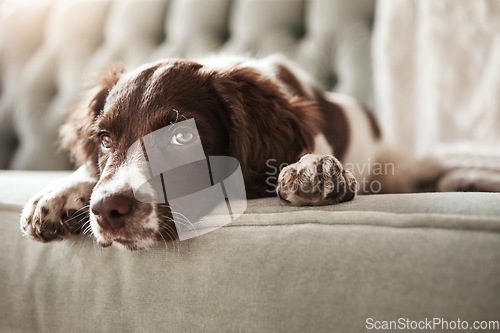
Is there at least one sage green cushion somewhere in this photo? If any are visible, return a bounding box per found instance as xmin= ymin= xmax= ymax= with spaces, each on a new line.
xmin=1 ymin=171 xmax=499 ymax=332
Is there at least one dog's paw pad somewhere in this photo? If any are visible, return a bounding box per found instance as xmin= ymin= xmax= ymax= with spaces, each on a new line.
xmin=20 ymin=181 xmax=93 ymax=243
xmin=277 ymin=154 xmax=357 ymax=206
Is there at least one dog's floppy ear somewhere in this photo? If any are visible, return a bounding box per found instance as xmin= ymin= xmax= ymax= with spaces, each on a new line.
xmin=59 ymin=63 xmax=125 ymax=167
xmin=211 ymin=67 xmax=321 ymax=196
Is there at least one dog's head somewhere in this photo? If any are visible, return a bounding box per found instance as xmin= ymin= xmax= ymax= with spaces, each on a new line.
xmin=60 ymin=58 xmax=319 ymax=249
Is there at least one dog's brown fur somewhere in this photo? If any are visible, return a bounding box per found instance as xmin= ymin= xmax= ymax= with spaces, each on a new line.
xmin=60 ymin=59 xmax=326 ymax=199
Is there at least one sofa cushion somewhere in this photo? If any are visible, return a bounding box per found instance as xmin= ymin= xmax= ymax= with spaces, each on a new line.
xmin=1 ymin=170 xmax=499 ymax=332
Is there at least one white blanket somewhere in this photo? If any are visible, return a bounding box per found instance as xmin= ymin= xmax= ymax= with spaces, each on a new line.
xmin=373 ymin=0 xmax=500 ymax=158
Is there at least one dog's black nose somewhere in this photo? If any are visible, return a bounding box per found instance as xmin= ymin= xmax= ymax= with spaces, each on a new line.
xmin=91 ymin=195 xmax=133 ymax=231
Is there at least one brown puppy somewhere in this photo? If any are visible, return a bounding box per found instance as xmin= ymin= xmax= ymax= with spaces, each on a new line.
xmin=19 ymin=56 xmax=469 ymax=250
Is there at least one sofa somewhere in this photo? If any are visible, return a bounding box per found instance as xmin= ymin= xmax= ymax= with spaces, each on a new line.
xmin=1 ymin=1 xmax=499 ymax=332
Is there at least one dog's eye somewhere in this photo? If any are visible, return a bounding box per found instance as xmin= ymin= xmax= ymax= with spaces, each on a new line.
xmin=171 ymin=129 xmax=196 ymax=146
xmin=100 ymin=133 xmax=113 ymax=150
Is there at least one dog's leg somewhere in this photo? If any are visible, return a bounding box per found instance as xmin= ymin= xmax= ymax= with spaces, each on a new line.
xmin=367 ymin=146 xmax=445 ymax=193
xmin=438 ymin=168 xmax=500 ymax=192
xmin=20 ymin=163 xmax=97 ymax=242
xmin=276 ymin=154 xmax=358 ymax=206
xmin=371 ymin=145 xmax=500 ymax=193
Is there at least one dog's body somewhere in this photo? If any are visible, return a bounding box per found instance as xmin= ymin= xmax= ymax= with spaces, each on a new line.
xmin=19 ymin=56 xmax=473 ymax=250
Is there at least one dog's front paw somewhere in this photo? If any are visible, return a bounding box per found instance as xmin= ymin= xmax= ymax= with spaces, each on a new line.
xmin=277 ymin=154 xmax=357 ymax=206
xmin=20 ymin=178 xmax=95 ymax=242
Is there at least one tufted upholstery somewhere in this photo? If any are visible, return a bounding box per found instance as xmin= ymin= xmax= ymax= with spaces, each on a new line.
xmin=0 ymin=0 xmax=374 ymax=170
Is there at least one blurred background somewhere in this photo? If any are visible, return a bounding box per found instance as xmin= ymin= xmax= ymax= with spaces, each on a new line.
xmin=0 ymin=0 xmax=498 ymax=170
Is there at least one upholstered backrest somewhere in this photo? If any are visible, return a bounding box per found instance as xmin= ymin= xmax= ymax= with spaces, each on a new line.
xmin=0 ymin=0 xmax=374 ymax=170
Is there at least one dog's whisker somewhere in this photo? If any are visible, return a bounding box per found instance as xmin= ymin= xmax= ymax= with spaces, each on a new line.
xmin=157 ymin=231 xmax=169 ymax=257
xmin=159 ymin=223 xmax=181 ymax=257
xmin=75 ymin=231 xmax=88 ymax=256
xmin=63 ymin=206 xmax=90 ymax=224
xmin=158 ymin=227 xmax=181 ymax=258
xmin=159 ymin=221 xmax=177 ymax=239
xmin=81 ymin=219 xmax=93 ymax=235
xmin=169 ymin=211 xmax=198 ymax=236
xmin=160 ymin=220 xmax=180 ymax=241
